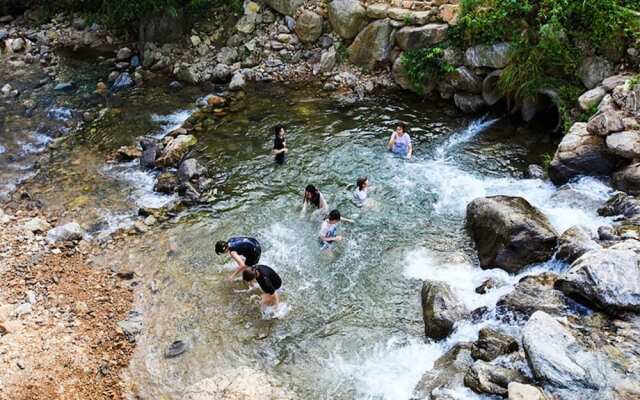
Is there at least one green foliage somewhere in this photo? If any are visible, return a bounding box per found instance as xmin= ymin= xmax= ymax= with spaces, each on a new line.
xmin=630 ymin=74 xmax=640 ymax=88
xmin=336 ymin=43 xmax=349 ymax=64
xmin=541 ymin=152 xmax=553 ymax=170
xmin=401 ymin=46 xmax=455 ymax=94
xmin=451 ymin=0 xmax=640 ymax=132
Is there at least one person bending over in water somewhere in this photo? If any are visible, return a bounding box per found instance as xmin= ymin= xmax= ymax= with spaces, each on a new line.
xmin=319 ymin=209 xmax=353 ymax=248
xmin=272 ymin=124 xmax=288 ymax=165
xmin=353 ymin=176 xmax=370 ymax=204
xmin=388 ymin=122 xmax=412 ymax=159
xmin=243 ymin=265 xmax=282 ymax=309
xmin=301 ymin=184 xmax=328 ymax=218
xmin=215 ymin=237 xmax=262 ymax=281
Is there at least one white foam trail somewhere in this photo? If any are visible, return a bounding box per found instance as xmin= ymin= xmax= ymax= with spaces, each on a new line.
xmin=414 ymin=160 xmax=613 ymax=234
xmin=17 ymin=132 xmax=53 ymax=156
xmin=102 ymin=161 xmax=176 ymax=208
xmin=150 ymin=110 xmax=193 ymax=139
xmin=0 ymin=143 xmax=5 ymax=154
xmin=47 ymin=106 xmax=73 ymax=121
xmin=433 ymin=116 xmax=499 ymax=159
xmin=330 ymin=337 xmax=444 ymax=400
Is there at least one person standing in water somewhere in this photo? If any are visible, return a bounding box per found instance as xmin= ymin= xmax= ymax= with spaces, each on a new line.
xmin=301 ymin=184 xmax=329 ymax=218
xmin=243 ymin=265 xmax=282 ymax=309
xmin=319 ymin=209 xmax=353 ymax=248
xmin=272 ymin=124 xmax=288 ymax=165
xmin=353 ymin=176 xmax=369 ymax=204
xmin=216 ymin=237 xmax=262 ymax=281
xmin=388 ymin=122 xmax=412 ymax=159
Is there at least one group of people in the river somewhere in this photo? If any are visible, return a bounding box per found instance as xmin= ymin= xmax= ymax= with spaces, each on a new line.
xmin=216 ymin=122 xmax=412 ymax=314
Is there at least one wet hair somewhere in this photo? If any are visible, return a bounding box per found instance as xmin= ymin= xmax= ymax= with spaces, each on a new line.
xmin=328 ymin=209 xmax=341 ymax=222
xmin=356 ymin=177 xmax=368 ymax=191
xmin=396 ymin=122 xmax=407 ymax=133
xmin=274 ymin=124 xmax=285 ymax=136
xmin=215 ymin=241 xmax=228 ymax=254
xmin=305 ymin=184 xmax=321 ymax=208
xmin=242 ymin=268 xmax=257 ymax=281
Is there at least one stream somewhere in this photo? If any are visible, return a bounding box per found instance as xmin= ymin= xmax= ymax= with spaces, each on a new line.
xmin=1 ymin=55 xmax=615 ymax=399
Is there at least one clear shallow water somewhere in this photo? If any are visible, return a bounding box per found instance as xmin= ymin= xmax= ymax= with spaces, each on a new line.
xmin=4 ymin=75 xmax=613 ymax=399
xmin=70 ymin=86 xmax=611 ymax=399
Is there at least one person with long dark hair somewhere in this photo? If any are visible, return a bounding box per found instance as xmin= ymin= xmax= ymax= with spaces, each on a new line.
xmin=388 ymin=122 xmax=412 ymax=159
xmin=301 ymin=184 xmax=328 ymax=218
xmin=272 ymin=124 xmax=288 ymax=165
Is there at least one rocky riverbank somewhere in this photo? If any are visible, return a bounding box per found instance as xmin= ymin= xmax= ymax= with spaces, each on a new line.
xmin=0 ymin=203 xmax=135 ymax=400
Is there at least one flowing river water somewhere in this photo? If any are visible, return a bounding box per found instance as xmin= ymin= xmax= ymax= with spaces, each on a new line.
xmin=1 ymin=55 xmax=616 ymax=399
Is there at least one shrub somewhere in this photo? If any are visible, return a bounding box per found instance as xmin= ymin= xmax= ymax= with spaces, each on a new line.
xmin=401 ymin=46 xmax=455 ymax=94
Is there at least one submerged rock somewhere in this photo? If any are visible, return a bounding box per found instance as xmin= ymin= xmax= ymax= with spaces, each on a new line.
xmin=154 ymin=172 xmax=179 ymax=194
xmin=549 ymin=122 xmax=620 ymax=185
xmin=140 ymin=138 xmax=160 ymax=170
xmin=466 ymin=196 xmax=558 ymax=272
xmin=421 ymin=280 xmax=469 ymax=340
xmin=114 ymin=145 xmax=142 ymax=162
xmin=556 ymin=241 xmax=640 ymax=314
xmin=184 ymin=366 xmax=296 ymax=400
xmin=178 ymin=158 xmax=206 ymax=182
xmin=111 ymin=72 xmax=134 ymax=92
xmin=165 ymin=340 xmax=188 ymax=358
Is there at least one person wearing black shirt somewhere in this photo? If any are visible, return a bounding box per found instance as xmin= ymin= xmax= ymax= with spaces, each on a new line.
xmin=242 ymin=265 xmax=282 ymax=308
xmin=272 ymin=124 xmax=288 ymax=165
xmin=215 ymin=237 xmax=262 ymax=281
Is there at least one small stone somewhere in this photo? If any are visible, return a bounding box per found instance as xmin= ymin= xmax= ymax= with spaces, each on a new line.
xmin=165 ymin=340 xmax=188 ymax=358
xmin=116 ymin=47 xmax=132 ymax=61
xmin=229 ymin=73 xmax=246 ymax=91
xmin=134 ymin=220 xmax=149 ymax=234
xmin=14 ymin=303 xmax=32 ymax=317
xmin=54 ymin=82 xmax=75 ymax=92
xmin=144 ymin=215 xmax=157 ymax=226
xmin=23 ymin=217 xmax=51 ymax=233
xmin=117 ymin=270 xmax=135 ymax=280
xmin=11 ymin=38 xmax=25 ymax=52
xmin=190 ymin=35 xmax=202 ymax=47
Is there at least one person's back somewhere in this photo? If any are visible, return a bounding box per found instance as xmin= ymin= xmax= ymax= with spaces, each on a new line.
xmin=254 ymin=265 xmax=282 ymax=295
xmin=227 ymin=237 xmax=261 ymax=265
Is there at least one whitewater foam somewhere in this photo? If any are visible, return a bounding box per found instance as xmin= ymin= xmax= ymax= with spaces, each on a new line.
xmin=151 ymin=110 xmax=193 ymax=139
xmin=433 ymin=116 xmax=500 ymax=160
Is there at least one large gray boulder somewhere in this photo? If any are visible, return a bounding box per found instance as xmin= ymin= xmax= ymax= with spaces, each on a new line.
xmin=466 ymin=196 xmax=558 ymax=272
xmin=265 ymin=0 xmax=304 ymax=16
xmin=556 ymin=241 xmax=640 ymax=314
xmin=548 ymin=122 xmax=620 ymax=185
xmin=464 ymin=43 xmax=510 ymax=68
xmin=394 ymin=24 xmax=448 ymax=51
xmin=348 ymin=19 xmax=394 ymax=71
xmin=445 ymin=66 xmax=482 ymax=93
xmin=327 ymin=0 xmax=368 ymax=40
xmin=556 ymin=225 xmax=601 ymax=263
xmin=586 ymin=110 xmax=625 ymax=136
xmin=606 ymin=130 xmax=640 ymax=159
xmin=471 ymin=328 xmax=519 ymax=362
xmin=578 ymin=87 xmax=606 ymax=111
xmin=178 ymin=158 xmax=206 ymax=182
xmin=612 ymin=82 xmax=640 ymax=117
xmin=482 ymin=70 xmax=504 ymax=105
xmin=464 ymin=360 xmax=529 ymax=396
xmin=613 ymin=162 xmax=640 ymax=195
xmin=497 ymin=273 xmax=571 ymax=317
xmin=579 ymin=57 xmax=614 ymax=89
xmin=295 ymin=10 xmax=323 ymax=43
xmin=412 ymin=343 xmax=475 ymax=398
xmin=392 ymin=54 xmax=414 ymax=92
xmin=598 ymin=191 xmax=640 ymax=218
xmin=421 ymin=280 xmax=469 ymax=340
xmin=522 ymin=311 xmax=591 ymax=388
xmin=454 ymin=93 xmax=486 ymax=114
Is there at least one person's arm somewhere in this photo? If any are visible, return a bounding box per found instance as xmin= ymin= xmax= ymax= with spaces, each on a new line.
xmin=320 ymin=234 xmax=343 ymax=242
xmin=341 ymin=217 xmax=355 ymax=223
xmin=319 ymin=193 xmax=328 ymax=210
xmin=407 ymin=142 xmax=413 ymax=159
xmin=387 ymin=133 xmax=396 ymax=150
xmin=301 ymin=197 xmax=308 ymax=215
xmin=226 ymin=251 xmax=246 ymax=281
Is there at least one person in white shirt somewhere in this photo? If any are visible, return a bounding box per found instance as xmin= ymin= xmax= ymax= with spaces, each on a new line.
xmin=353 ymin=176 xmax=369 ymax=204
xmin=387 ymin=122 xmax=412 ymax=159
xmin=319 ymin=209 xmax=353 ymax=249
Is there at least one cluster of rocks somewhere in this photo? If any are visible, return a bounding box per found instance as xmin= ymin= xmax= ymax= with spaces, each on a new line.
xmin=416 ymin=193 xmax=640 ymax=399
xmin=109 ymin=96 xmax=227 ymax=221
xmin=550 ymin=75 xmax=640 ymax=193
